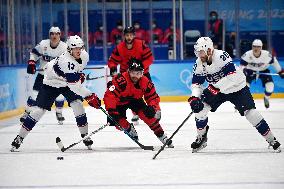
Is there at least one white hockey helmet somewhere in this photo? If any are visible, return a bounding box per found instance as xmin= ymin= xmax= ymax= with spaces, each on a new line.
xmin=194 ymin=37 xmax=214 ymax=57
xmin=49 ymin=26 xmax=61 ymax=34
xmin=252 ymin=39 xmax=263 ymax=47
xmin=66 ymin=35 xmax=84 ymax=49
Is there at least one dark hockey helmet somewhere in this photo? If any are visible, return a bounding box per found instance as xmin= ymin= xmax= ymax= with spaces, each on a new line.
xmin=128 ymin=58 xmax=144 ymax=71
xmin=123 ymin=26 xmax=135 ymax=35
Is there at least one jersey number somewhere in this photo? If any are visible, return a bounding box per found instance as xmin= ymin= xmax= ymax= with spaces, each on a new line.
xmin=220 ymin=51 xmax=230 ymax=61
xmin=68 ymin=62 xmax=75 ymax=70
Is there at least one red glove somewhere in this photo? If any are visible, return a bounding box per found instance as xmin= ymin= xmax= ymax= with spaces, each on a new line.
xmin=80 ymin=73 xmax=85 ymax=83
xmin=27 ymin=60 xmax=36 ymax=74
xmin=85 ymin=93 xmax=101 ymax=109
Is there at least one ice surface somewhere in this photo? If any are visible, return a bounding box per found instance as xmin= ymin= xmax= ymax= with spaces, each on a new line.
xmin=0 ymin=99 xmax=284 ymax=189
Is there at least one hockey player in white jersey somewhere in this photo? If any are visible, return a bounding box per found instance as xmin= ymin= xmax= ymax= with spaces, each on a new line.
xmin=240 ymin=39 xmax=284 ymax=108
xmin=11 ymin=35 xmax=101 ymax=152
xmin=188 ymin=37 xmax=281 ymax=153
xmin=20 ymin=26 xmax=67 ymax=125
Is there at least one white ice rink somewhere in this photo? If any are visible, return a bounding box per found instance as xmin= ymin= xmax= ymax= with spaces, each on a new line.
xmin=0 ymin=99 xmax=284 ymax=189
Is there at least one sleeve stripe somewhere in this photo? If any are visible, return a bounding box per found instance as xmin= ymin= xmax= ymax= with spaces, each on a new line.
xmin=110 ymin=56 xmax=120 ymax=63
xmin=31 ymin=48 xmax=42 ymax=57
xmin=142 ymin=54 xmax=152 ymax=61
xmin=53 ymin=63 xmax=66 ymax=78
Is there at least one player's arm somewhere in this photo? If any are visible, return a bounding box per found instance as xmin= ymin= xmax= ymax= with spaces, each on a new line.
xmin=107 ymin=47 xmax=122 ymax=75
xmin=143 ymin=78 xmax=161 ymax=120
xmin=188 ymin=63 xmax=206 ymax=113
xmin=141 ymin=41 xmax=154 ymax=69
xmin=270 ymin=55 xmax=284 ymax=78
xmin=27 ymin=43 xmax=42 ymax=74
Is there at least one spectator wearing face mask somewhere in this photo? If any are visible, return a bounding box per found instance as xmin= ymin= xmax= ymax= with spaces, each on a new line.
xmin=110 ymin=20 xmax=124 ymax=45
xmin=208 ymin=11 xmax=223 ymax=49
xmin=162 ymin=21 xmax=181 ymax=46
xmin=133 ymin=20 xmax=147 ymax=42
xmin=93 ymin=23 xmax=108 ymax=46
xmin=146 ymin=20 xmax=164 ymax=44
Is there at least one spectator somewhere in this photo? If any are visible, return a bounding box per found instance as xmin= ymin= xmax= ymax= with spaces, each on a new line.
xmin=147 ymin=20 xmax=163 ymax=44
xmin=208 ymin=11 xmax=223 ymax=49
xmin=162 ymin=21 xmax=181 ymax=47
xmin=133 ymin=20 xmax=147 ymax=42
xmin=110 ymin=20 xmax=123 ymax=45
xmin=93 ymin=23 xmax=107 ymax=46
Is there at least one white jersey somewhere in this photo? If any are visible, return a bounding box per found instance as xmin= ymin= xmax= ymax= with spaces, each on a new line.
xmin=43 ymin=50 xmax=91 ymax=98
xmin=30 ymin=39 xmax=67 ymax=75
xmin=241 ymin=50 xmax=282 ymax=72
xmin=191 ymin=49 xmax=246 ymax=96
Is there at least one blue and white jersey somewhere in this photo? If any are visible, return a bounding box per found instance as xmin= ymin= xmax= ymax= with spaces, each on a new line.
xmin=241 ymin=50 xmax=282 ymax=72
xmin=191 ymin=49 xmax=246 ymax=96
xmin=30 ymin=39 xmax=67 ymax=75
xmin=43 ymin=50 xmax=91 ymax=98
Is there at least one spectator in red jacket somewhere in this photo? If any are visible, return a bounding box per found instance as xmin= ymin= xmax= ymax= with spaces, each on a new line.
xmin=110 ymin=20 xmax=123 ymax=45
xmin=208 ymin=11 xmax=223 ymax=49
xmin=133 ymin=20 xmax=147 ymax=42
xmin=162 ymin=21 xmax=181 ymax=46
xmin=147 ymin=20 xmax=164 ymax=44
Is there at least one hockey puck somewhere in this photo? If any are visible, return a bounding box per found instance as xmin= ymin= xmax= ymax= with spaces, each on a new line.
xmin=57 ymin=156 xmax=64 ymax=160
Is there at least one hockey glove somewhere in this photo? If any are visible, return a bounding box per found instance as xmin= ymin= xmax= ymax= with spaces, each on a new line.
xmin=85 ymin=93 xmax=101 ymax=109
xmin=27 ymin=60 xmax=36 ymax=74
xmin=201 ymin=84 xmax=220 ymax=105
xmin=243 ymin=68 xmax=254 ymax=77
xmin=278 ymin=70 xmax=284 ymax=79
xmin=144 ymin=105 xmax=161 ymax=120
xmin=110 ymin=67 xmax=117 ymax=76
xmin=188 ymin=96 xmax=204 ymax=113
xmin=79 ymin=72 xmax=85 ymax=83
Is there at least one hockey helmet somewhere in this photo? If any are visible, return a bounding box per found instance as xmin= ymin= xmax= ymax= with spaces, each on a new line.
xmin=128 ymin=58 xmax=144 ymax=71
xmin=194 ymin=37 xmax=214 ymax=57
xmin=252 ymin=39 xmax=263 ymax=47
xmin=124 ymin=26 xmax=135 ymax=35
xmin=49 ymin=26 xmax=61 ymax=34
xmin=66 ymin=35 xmax=84 ymax=49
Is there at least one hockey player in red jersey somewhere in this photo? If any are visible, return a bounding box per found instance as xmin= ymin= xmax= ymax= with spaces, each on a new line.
xmin=107 ymin=26 xmax=154 ymax=124
xmin=104 ymin=58 xmax=173 ymax=147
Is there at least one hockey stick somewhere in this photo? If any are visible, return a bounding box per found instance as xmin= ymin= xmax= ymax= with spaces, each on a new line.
xmin=56 ymin=123 xmax=109 ymax=152
xmin=86 ymin=73 xmax=111 ymax=80
xmin=257 ymin=72 xmax=279 ymax=76
xmin=152 ymin=111 xmax=194 ymax=160
xmin=100 ymin=107 xmax=155 ymax=151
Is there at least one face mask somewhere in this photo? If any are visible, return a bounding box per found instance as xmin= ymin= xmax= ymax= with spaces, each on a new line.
xmin=210 ymin=16 xmax=217 ymax=21
xmin=117 ymin=25 xmax=123 ymax=30
xmin=134 ymin=24 xmax=140 ymax=29
xmin=152 ymin=24 xmax=156 ymax=28
xmin=99 ymin=26 xmax=103 ymax=31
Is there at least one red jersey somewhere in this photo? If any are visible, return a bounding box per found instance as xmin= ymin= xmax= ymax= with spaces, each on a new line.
xmin=107 ymin=38 xmax=153 ymax=74
xmin=104 ymin=72 xmax=160 ymax=111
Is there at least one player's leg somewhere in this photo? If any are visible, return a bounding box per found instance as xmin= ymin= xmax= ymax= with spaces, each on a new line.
xmin=130 ymin=99 xmax=173 ymax=147
xmin=130 ymin=73 xmax=152 ymax=125
xmin=260 ymin=72 xmax=273 ymax=108
xmin=11 ymin=84 xmax=59 ymax=151
xmin=232 ymin=86 xmax=281 ymax=152
xmin=63 ymin=89 xmax=93 ymax=149
xmin=20 ymin=74 xmax=44 ymax=122
xmin=55 ymin=94 xmax=65 ymax=125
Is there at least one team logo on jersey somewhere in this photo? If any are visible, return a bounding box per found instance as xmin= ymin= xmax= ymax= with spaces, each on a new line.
xmin=109 ymin=85 xmax=115 ymax=91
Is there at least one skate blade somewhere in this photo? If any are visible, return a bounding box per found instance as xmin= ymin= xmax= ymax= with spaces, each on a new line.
xmin=10 ymin=147 xmax=20 ymax=152
xmin=192 ymin=143 xmax=207 ymax=153
xmin=58 ymin=121 xmax=63 ymax=125
xmin=86 ymin=145 xmax=92 ymax=150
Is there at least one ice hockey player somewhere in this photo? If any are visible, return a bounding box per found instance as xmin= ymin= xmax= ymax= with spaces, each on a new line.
xmin=20 ymin=26 xmax=67 ymax=125
xmin=240 ymin=39 xmax=284 ymax=108
xmin=188 ymin=37 xmax=281 ymax=153
xmin=107 ymin=26 xmax=154 ymax=124
xmin=11 ymin=35 xmax=101 ymax=152
xmin=103 ymin=58 xmax=173 ymax=147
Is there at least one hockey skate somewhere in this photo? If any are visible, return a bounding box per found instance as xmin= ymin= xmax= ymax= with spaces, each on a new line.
xmin=20 ymin=111 xmax=29 ymax=123
xmin=158 ymin=133 xmax=174 ymax=148
xmin=127 ymin=123 xmax=139 ymax=141
xmin=10 ymin=135 xmax=24 ymax=152
xmin=191 ymin=126 xmax=209 ymax=153
xmin=268 ymin=138 xmax=281 ymax=153
xmin=264 ymin=97 xmax=270 ymax=109
xmin=131 ymin=115 xmax=139 ymax=125
xmin=56 ymin=112 xmax=65 ymax=125
xmin=81 ymin=134 xmax=93 ymax=150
